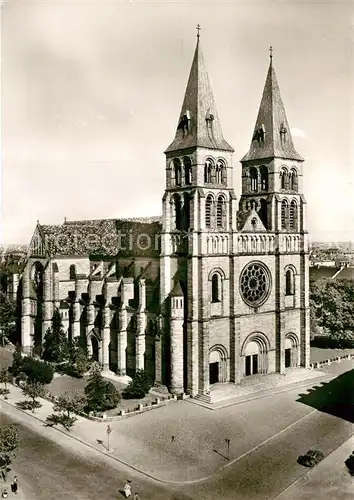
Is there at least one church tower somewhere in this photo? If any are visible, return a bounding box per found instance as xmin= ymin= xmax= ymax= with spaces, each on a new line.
xmin=160 ymin=29 xmax=237 ymax=395
xmin=236 ymin=49 xmax=310 ymax=381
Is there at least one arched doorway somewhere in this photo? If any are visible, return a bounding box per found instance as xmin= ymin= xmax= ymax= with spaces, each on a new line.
xmin=209 ymin=350 xmax=220 ymax=384
xmin=209 ymin=345 xmax=228 ymax=384
xmin=242 ymin=334 xmax=269 ymax=376
xmin=91 ymin=336 xmax=99 ymax=362
xmin=285 ymin=334 xmax=299 ymax=368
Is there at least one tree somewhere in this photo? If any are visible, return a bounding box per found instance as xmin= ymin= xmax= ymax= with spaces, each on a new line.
xmin=53 ymin=390 xmax=86 ymax=418
xmin=42 ymin=309 xmax=69 ymax=363
xmin=122 ymin=369 xmax=152 ymax=399
xmin=310 ymin=278 xmax=354 ymax=345
xmin=19 ymin=356 xmax=54 ymax=384
xmin=0 ymin=291 xmax=16 ymax=347
xmin=10 ymin=343 xmax=23 ymax=377
xmin=21 ymin=380 xmax=45 ymax=411
xmin=0 ymin=424 xmax=20 ymax=481
xmin=84 ymin=362 xmax=120 ymax=413
xmin=46 ymin=390 xmax=86 ymax=431
xmin=0 ymin=368 xmax=12 ymax=389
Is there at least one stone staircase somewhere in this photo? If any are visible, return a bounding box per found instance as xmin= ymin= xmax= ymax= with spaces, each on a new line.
xmin=192 ymin=392 xmax=212 ymax=404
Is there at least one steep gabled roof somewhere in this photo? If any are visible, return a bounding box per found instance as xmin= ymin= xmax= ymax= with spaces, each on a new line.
xmin=242 ymin=59 xmax=303 ymax=162
xmin=165 ymin=38 xmax=233 ymax=153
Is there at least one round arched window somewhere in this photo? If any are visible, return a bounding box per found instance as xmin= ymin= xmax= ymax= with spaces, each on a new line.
xmin=240 ymin=262 xmax=271 ymax=307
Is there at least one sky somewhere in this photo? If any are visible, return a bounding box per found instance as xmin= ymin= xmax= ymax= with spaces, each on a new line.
xmin=1 ymin=0 xmax=354 ymax=244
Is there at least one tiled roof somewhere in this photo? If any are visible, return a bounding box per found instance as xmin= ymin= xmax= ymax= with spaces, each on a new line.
xmin=241 ymin=60 xmax=303 ymax=162
xmin=38 ymin=217 xmax=162 ymax=258
xmin=165 ymin=39 xmax=233 ymax=154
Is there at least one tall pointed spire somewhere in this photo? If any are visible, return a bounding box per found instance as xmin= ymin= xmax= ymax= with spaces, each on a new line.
xmin=242 ymin=51 xmax=303 ymax=162
xmin=165 ymin=30 xmax=233 ymax=153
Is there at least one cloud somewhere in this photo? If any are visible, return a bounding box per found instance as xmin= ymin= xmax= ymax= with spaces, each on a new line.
xmin=291 ymin=128 xmax=307 ymax=139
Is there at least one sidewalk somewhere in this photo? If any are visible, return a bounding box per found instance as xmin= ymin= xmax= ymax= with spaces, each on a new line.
xmin=275 ymin=435 xmax=354 ymax=499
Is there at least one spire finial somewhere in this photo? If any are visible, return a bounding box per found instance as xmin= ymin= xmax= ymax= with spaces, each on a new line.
xmin=269 ymin=45 xmax=273 ymax=61
xmin=196 ymin=24 xmax=201 ymax=40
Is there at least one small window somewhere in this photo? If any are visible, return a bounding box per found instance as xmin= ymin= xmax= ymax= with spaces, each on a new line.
xmin=184 ymin=157 xmax=192 ymax=185
xmin=206 ymin=195 xmax=213 ymax=228
xmin=173 ymin=194 xmax=182 ymax=230
xmin=215 ymin=159 xmax=225 ymax=184
xmin=204 ymin=159 xmax=214 ymax=183
xmin=216 ymin=196 xmax=225 ymax=228
xmin=249 ymin=167 xmax=258 ymax=192
xmin=260 ymin=165 xmax=268 ymax=191
xmin=289 ymin=169 xmax=298 ymax=191
xmin=281 ymin=200 xmax=288 ymax=230
xmin=280 ymin=168 xmax=288 ymax=190
xmin=289 ymin=200 xmax=297 ymax=230
xmin=211 ymin=273 xmax=221 ymax=303
xmin=285 ymin=269 xmax=295 ymax=295
xmin=69 ymin=265 xmax=76 ymax=280
xmin=174 ymin=159 xmax=182 ymax=186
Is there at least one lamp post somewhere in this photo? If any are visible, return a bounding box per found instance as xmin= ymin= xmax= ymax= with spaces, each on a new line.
xmin=106 ymin=425 xmax=112 ymax=451
xmin=225 ymin=438 xmax=230 ymax=454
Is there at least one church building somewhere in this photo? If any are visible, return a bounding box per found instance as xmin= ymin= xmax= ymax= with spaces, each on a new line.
xmin=15 ymin=33 xmax=310 ymax=399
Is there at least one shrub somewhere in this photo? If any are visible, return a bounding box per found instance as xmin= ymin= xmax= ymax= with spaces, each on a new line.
xmin=310 ymin=335 xmax=354 ymax=349
xmin=0 ymin=388 xmax=10 ymax=398
xmin=20 ymin=356 xmax=54 ymax=384
xmin=122 ymin=369 xmax=152 ymax=399
xmin=84 ymin=363 xmax=121 ymax=413
xmin=10 ymin=344 xmax=23 ymax=377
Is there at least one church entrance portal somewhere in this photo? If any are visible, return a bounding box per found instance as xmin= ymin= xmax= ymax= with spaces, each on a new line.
xmin=285 ymin=348 xmax=291 ymax=368
xmin=209 ymin=362 xmax=219 ymax=384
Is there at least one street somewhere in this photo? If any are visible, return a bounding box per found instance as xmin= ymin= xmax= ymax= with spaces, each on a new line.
xmin=1 ymin=360 xmax=353 ymax=499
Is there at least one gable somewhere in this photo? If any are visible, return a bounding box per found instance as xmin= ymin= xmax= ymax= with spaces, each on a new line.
xmin=27 ymin=226 xmax=48 ymax=258
xmin=241 ymin=209 xmax=266 ymax=232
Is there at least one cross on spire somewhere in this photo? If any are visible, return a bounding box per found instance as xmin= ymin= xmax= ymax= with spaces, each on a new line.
xmin=196 ymin=24 xmax=201 ymax=39
xmin=269 ymin=46 xmax=273 ymax=60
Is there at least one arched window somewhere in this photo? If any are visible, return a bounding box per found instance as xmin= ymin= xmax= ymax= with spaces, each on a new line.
xmin=211 ymin=273 xmax=221 ymax=303
xmin=260 ymin=165 xmax=268 ymax=191
xmin=69 ymin=265 xmax=76 ymax=280
xmin=249 ymin=167 xmax=258 ymax=192
xmin=289 ymin=200 xmax=298 ymax=231
xmin=215 ymin=159 xmax=226 ymax=184
xmin=172 ymin=194 xmax=182 ymax=230
xmin=205 ymin=195 xmax=213 ymax=228
xmin=184 ymin=157 xmax=192 ymax=185
xmin=281 ymin=199 xmax=288 ymax=229
xmin=174 ymin=159 xmax=182 ymax=186
xmin=289 ymin=169 xmax=298 ymax=191
xmin=285 ymin=269 xmax=295 ymax=295
xmin=280 ymin=168 xmax=288 ymax=190
xmin=204 ymin=159 xmax=213 ymax=183
xmin=216 ymin=195 xmax=226 ymax=228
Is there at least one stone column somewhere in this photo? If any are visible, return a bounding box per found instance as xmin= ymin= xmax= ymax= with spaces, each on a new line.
xmin=101 ymin=306 xmax=111 ymax=371
xmin=135 ymin=279 xmax=146 ymax=372
xmin=170 ymin=295 xmax=184 ymax=394
xmin=42 ymin=265 xmax=53 ymax=340
xmin=117 ymin=308 xmax=127 ymax=375
xmin=21 ymin=266 xmax=32 ymax=353
xmin=72 ymin=300 xmax=81 ymax=339
xmin=154 ymin=315 xmax=163 ymax=385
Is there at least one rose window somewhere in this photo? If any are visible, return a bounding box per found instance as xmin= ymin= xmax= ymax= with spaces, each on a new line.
xmin=240 ymin=262 xmax=271 ymax=307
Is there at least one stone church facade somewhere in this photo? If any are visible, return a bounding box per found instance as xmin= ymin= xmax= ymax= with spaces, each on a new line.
xmin=16 ymin=36 xmax=310 ymax=398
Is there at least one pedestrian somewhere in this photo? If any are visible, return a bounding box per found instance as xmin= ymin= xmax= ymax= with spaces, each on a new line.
xmin=13 ymin=476 xmax=18 ymax=494
xmin=171 ymin=436 xmax=175 ymax=442
xmin=1 ymin=487 xmax=8 ymax=498
xmin=133 ymin=493 xmax=140 ymax=500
